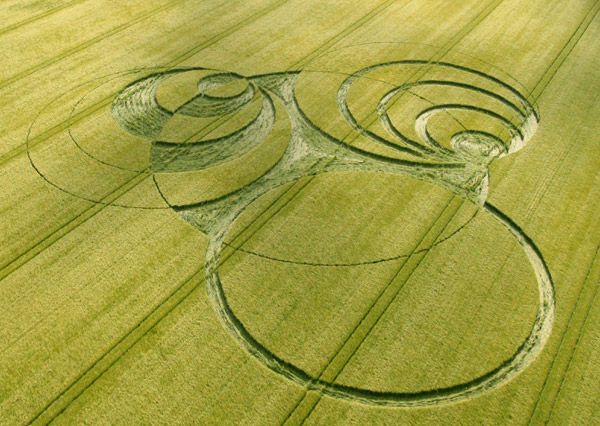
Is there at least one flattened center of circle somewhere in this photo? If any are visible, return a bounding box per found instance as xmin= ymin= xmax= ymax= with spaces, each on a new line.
xmin=225 ymin=172 xmax=478 ymax=266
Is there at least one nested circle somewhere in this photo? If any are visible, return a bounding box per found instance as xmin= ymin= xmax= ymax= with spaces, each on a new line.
xmin=205 ymin=171 xmax=554 ymax=407
xmin=26 ymin=68 xmax=166 ymax=209
xmin=294 ymin=42 xmax=538 ymax=165
xmin=26 ymin=67 xmax=278 ymax=210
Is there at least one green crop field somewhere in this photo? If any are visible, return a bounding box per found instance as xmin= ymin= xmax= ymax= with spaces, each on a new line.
xmin=0 ymin=1 xmax=599 ymax=425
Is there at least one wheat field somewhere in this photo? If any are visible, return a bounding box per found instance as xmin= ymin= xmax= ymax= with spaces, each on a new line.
xmin=0 ymin=0 xmax=599 ymax=425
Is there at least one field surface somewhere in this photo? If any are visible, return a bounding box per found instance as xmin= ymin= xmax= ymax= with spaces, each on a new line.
xmin=0 ymin=1 xmax=599 ymax=425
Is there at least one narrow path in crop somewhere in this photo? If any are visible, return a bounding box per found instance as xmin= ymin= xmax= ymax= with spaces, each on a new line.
xmin=0 ymin=0 xmax=289 ymax=282
xmin=0 ymin=0 xmax=188 ymax=92
xmin=0 ymin=0 xmax=274 ymax=166
xmin=24 ymin=1 xmax=407 ymax=423
xmin=12 ymin=0 xmax=597 ymax=423
xmin=0 ymin=0 xmax=89 ymax=38
xmin=527 ymin=245 xmax=600 ymax=425
xmin=281 ymin=196 xmax=461 ymax=424
xmin=281 ymin=0 xmax=600 ymax=422
xmin=529 ymin=0 xmax=600 ymax=102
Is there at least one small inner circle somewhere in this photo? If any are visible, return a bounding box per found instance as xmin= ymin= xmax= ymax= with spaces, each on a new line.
xmin=198 ymin=73 xmax=249 ymax=98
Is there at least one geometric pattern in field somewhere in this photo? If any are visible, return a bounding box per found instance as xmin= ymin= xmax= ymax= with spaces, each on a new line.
xmin=27 ymin=43 xmax=554 ymax=407
xmin=2 ymin=1 xmax=600 ymax=425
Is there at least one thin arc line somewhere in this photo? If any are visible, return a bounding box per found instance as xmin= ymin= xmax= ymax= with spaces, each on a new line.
xmin=24 ymin=1 xmax=402 ymax=422
xmin=0 ymin=0 xmax=294 ymax=280
xmin=223 ymin=208 xmax=478 ymax=267
xmin=10 ymin=0 xmax=398 ymax=174
xmin=286 ymin=0 xmax=589 ymax=280
xmin=65 ymin=74 xmax=148 ymax=174
xmin=152 ymin=174 xmax=173 ymax=208
xmin=33 ymin=66 xmax=258 ymax=207
xmin=291 ymin=96 xmax=466 ymax=170
xmin=24 ymin=145 xmax=164 ymax=210
xmin=423 ymin=97 xmax=573 ymax=382
xmin=273 ymin=0 xmax=516 ymax=307
xmin=38 ymin=39 xmax=384 ymax=426
xmin=285 ymin=195 xmax=460 ymax=424
xmin=12 ymin=2 xmax=516 ymax=181
xmin=0 ymin=0 xmax=281 ymax=168
xmin=17 ymin=5 xmax=520 ymax=420
xmin=150 ymin=84 xmax=273 ymax=190
xmin=24 ymin=0 xmax=584 ymax=420
xmin=22 ymin=76 xmax=164 ymax=210
xmin=68 ymin=127 xmax=145 ymax=172
xmin=153 ymin=92 xmax=270 ymax=150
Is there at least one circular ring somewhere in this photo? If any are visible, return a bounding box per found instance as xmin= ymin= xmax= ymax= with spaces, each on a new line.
xmin=204 ymin=174 xmax=554 ymax=407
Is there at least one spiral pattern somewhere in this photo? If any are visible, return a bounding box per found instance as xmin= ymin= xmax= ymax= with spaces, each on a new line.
xmin=295 ymin=46 xmax=539 ymax=170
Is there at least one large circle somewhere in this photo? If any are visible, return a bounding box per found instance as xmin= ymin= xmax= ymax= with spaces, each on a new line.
xmin=204 ymin=171 xmax=554 ymax=407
